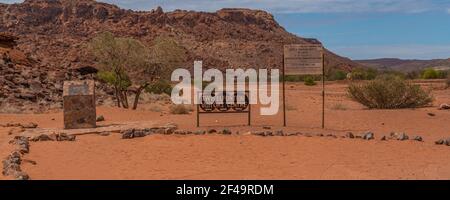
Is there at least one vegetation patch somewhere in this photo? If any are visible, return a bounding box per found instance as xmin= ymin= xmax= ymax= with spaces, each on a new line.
xmin=348 ymin=75 xmax=433 ymax=109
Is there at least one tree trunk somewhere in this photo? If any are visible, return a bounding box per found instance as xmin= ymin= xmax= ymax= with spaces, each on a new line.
xmin=114 ymin=86 xmax=121 ymax=108
xmin=121 ymin=90 xmax=129 ymax=109
xmin=132 ymin=83 xmax=149 ymax=110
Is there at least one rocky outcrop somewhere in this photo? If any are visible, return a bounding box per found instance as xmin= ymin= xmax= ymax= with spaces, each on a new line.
xmin=0 ymin=0 xmax=362 ymax=112
xmin=0 ymin=0 xmax=360 ymax=71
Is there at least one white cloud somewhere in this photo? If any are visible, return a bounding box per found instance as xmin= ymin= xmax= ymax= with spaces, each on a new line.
xmin=332 ymin=44 xmax=450 ymax=60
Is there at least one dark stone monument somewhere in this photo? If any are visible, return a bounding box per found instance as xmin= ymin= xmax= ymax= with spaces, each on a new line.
xmin=63 ymin=80 xmax=96 ymax=129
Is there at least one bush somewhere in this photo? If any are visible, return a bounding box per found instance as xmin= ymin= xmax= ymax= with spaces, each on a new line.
xmin=421 ymin=68 xmax=439 ymax=79
xmin=348 ymin=75 xmax=433 ymax=109
xmin=304 ymin=76 xmax=317 ymax=86
xmin=170 ymin=104 xmax=192 ymax=115
xmin=348 ymin=68 xmax=378 ymax=80
xmin=146 ymin=79 xmax=172 ymax=95
xmin=329 ymin=70 xmax=347 ymax=81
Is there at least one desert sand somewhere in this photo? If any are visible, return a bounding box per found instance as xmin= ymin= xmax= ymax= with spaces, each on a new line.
xmin=1 ymin=81 xmax=449 ymax=180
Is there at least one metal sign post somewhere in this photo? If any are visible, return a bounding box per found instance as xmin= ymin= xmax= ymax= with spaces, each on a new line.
xmin=196 ymin=91 xmax=251 ymax=127
xmin=283 ymin=44 xmax=325 ymax=129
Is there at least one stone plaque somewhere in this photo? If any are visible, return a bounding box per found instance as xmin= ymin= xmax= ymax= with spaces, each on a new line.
xmin=284 ymin=44 xmax=323 ymax=75
xmin=63 ymin=80 xmax=96 ymax=129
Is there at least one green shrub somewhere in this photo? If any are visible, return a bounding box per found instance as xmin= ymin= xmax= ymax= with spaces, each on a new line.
xmin=169 ymin=104 xmax=192 ymax=115
xmin=304 ymin=76 xmax=317 ymax=86
xmin=146 ymin=79 xmax=172 ymax=95
xmin=349 ymin=68 xmax=378 ymax=80
xmin=421 ymin=68 xmax=439 ymax=79
xmin=97 ymin=70 xmax=131 ymax=90
xmin=329 ymin=70 xmax=347 ymax=81
xmin=348 ymin=75 xmax=433 ymax=109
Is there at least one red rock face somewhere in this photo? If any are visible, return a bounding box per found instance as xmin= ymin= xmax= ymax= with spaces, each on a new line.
xmin=0 ymin=0 xmax=362 ymax=113
xmin=0 ymin=0 xmax=360 ymax=71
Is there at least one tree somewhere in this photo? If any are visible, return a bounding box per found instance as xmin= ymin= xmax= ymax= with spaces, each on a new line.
xmin=90 ymin=32 xmax=186 ymax=110
xmin=90 ymin=32 xmax=150 ymax=109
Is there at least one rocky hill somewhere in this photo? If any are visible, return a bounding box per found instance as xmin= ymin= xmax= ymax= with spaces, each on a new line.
xmin=356 ymin=58 xmax=450 ymax=72
xmin=0 ymin=0 xmax=362 ymax=113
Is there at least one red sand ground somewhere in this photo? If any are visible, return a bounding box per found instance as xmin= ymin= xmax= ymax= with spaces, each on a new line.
xmin=1 ymin=82 xmax=449 ymax=180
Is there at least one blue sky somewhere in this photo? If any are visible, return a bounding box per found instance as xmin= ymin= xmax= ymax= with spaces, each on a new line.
xmin=2 ymin=0 xmax=450 ymax=60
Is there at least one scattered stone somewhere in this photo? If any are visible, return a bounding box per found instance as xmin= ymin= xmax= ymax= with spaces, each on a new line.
xmin=161 ymin=123 xmax=177 ymax=134
xmin=2 ymin=151 xmax=29 ymax=180
xmin=10 ymin=136 xmax=29 ymax=154
xmin=251 ymin=131 xmax=266 ymax=136
xmin=8 ymin=127 xmax=25 ymax=135
xmin=346 ymin=132 xmax=355 ymax=139
xmin=56 ymin=133 xmax=76 ymax=141
xmin=274 ymin=130 xmax=284 ymax=136
xmin=263 ymin=126 xmax=272 ymax=130
xmin=380 ymin=136 xmax=387 ymax=141
xmin=207 ymin=129 xmax=217 ymax=134
xmin=193 ymin=130 xmax=206 ymax=135
xmin=435 ymin=139 xmax=445 ymax=145
xmin=396 ymin=133 xmax=409 ymax=141
xmin=121 ymin=129 xmax=153 ymax=139
xmin=316 ymin=134 xmax=324 ymax=137
xmin=30 ymin=134 xmax=55 ymax=142
xmin=14 ymin=172 xmax=30 ymax=180
xmin=20 ymin=122 xmax=38 ymax=129
xmin=285 ymin=132 xmax=298 ymax=136
xmin=96 ymin=115 xmax=105 ymax=122
xmin=2 ymin=122 xmax=37 ymax=129
xmin=164 ymin=127 xmax=174 ymax=135
xmin=221 ymin=129 xmax=232 ymax=135
xmin=438 ymin=103 xmax=450 ymax=110
xmin=427 ymin=113 xmax=436 ymax=117
xmin=5 ymin=122 xmax=21 ymax=127
xmin=362 ymin=132 xmax=375 ymax=140
xmin=413 ymin=136 xmax=423 ymax=142
xmin=174 ymin=130 xmax=190 ymax=135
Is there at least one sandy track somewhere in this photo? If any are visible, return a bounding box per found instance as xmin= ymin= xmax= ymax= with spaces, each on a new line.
xmin=21 ymin=134 xmax=450 ymax=180
xmin=1 ymin=82 xmax=449 ymax=180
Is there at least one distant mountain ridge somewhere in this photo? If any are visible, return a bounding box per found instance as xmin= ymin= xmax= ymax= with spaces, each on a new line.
xmin=356 ymin=58 xmax=450 ymax=72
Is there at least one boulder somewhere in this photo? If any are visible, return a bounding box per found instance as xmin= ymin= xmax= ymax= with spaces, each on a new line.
xmin=346 ymin=132 xmax=355 ymax=139
xmin=193 ymin=130 xmax=206 ymax=135
xmin=56 ymin=133 xmax=76 ymax=141
xmin=413 ymin=136 xmax=423 ymax=142
xmin=207 ymin=129 xmax=217 ymax=134
xmin=220 ymin=129 xmax=232 ymax=135
xmin=362 ymin=132 xmax=375 ymax=140
xmin=439 ymin=103 xmax=450 ymax=110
